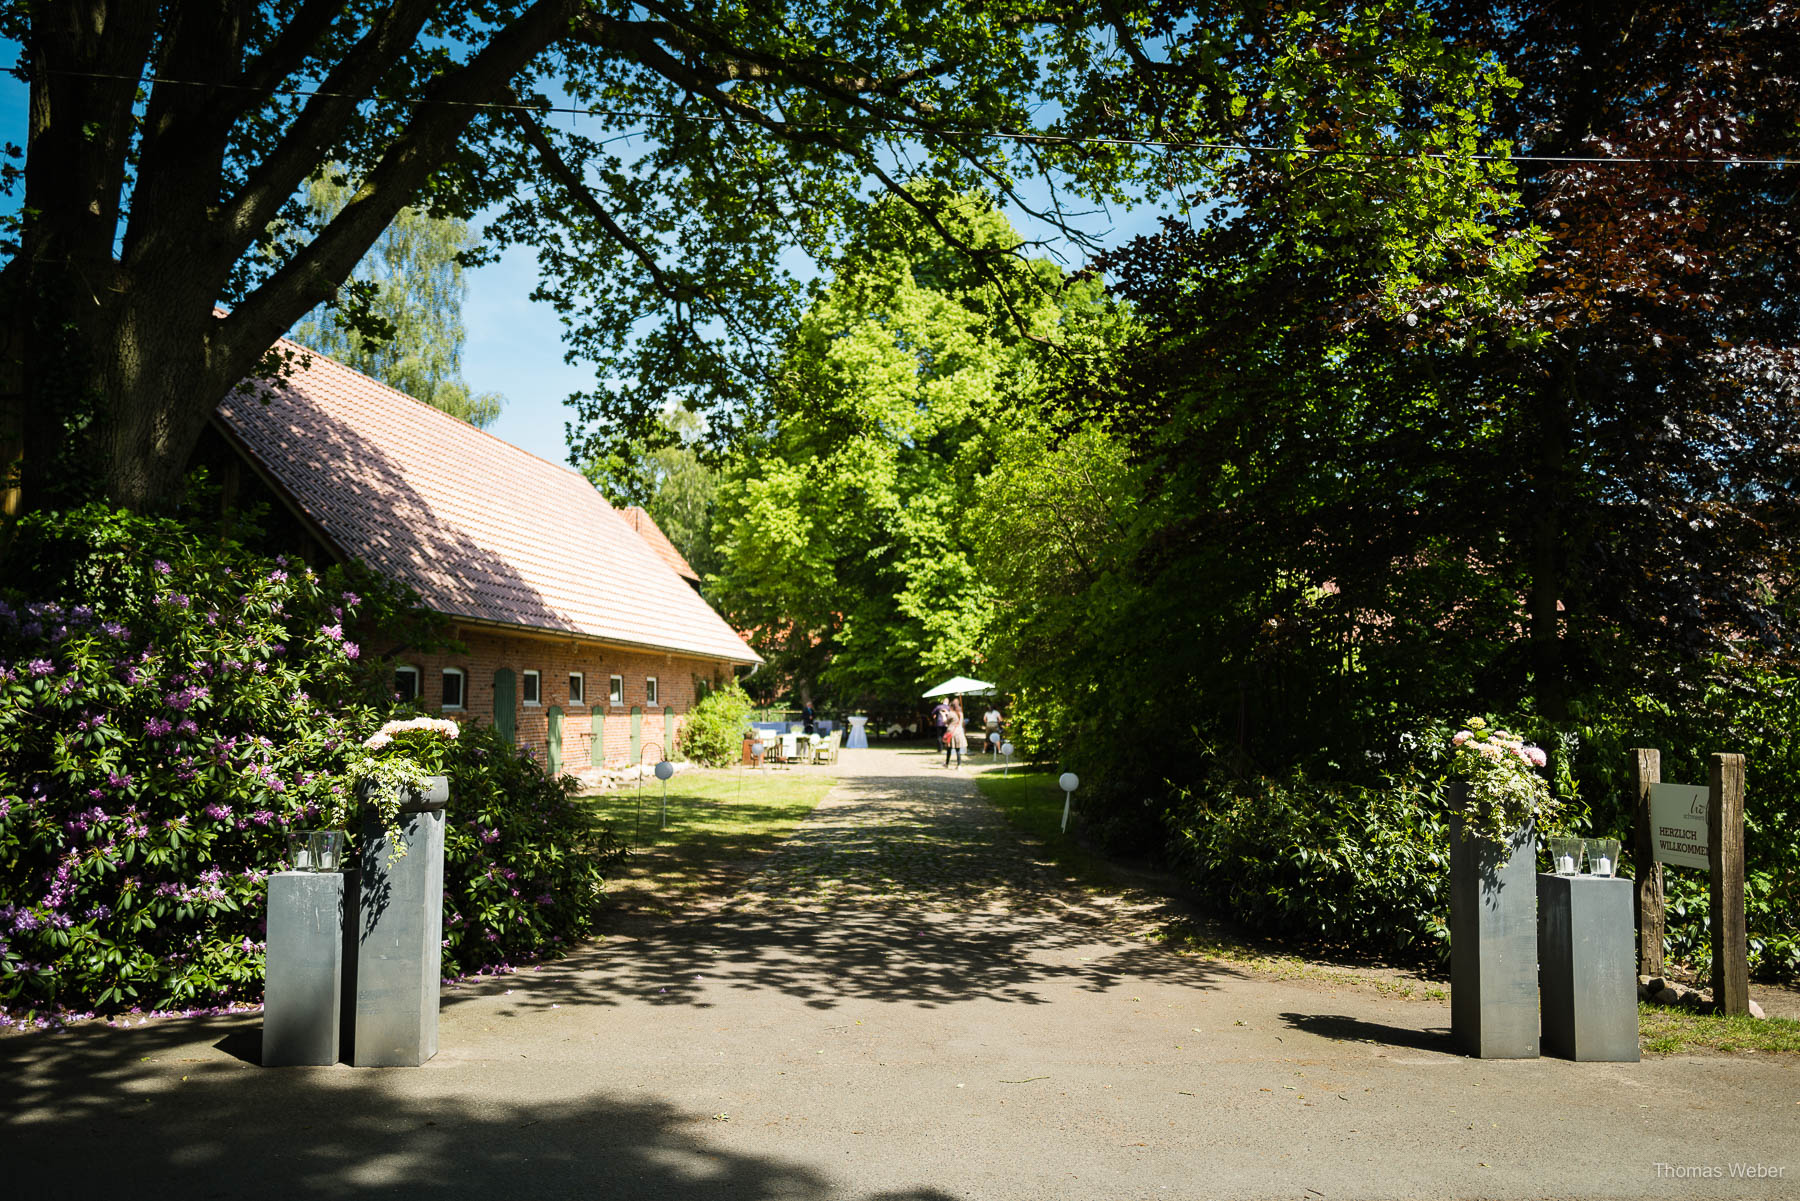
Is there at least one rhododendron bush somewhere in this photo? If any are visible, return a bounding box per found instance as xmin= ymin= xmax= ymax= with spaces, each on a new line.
xmin=0 ymin=504 xmax=622 ymax=1025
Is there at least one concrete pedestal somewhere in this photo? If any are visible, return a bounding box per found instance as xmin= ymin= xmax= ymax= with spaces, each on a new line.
xmin=1450 ymin=814 xmax=1540 ymax=1059
xmin=263 ymin=871 xmax=344 ymax=1067
xmin=1538 ymin=873 xmax=1640 ymax=1062
xmin=347 ymin=778 xmax=447 ymax=1067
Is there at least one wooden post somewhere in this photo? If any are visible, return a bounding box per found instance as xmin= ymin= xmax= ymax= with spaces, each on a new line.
xmin=1708 ymin=753 xmax=1750 ymax=1015
xmin=1630 ymin=748 xmax=1664 ymax=977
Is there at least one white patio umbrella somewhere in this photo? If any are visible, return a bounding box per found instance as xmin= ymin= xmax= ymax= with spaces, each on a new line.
xmin=921 ymin=675 xmax=994 ymax=698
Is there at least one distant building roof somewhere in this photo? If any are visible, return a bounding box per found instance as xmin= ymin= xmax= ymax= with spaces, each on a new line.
xmin=619 ymin=506 xmax=700 ymax=583
xmin=214 ymin=340 xmax=759 ymax=665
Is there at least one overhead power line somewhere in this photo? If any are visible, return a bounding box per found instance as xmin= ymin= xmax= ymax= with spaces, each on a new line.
xmin=36 ymin=67 xmax=1800 ymax=169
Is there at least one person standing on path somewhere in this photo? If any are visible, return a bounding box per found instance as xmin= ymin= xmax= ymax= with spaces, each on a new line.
xmin=942 ymin=704 xmax=967 ymax=768
xmin=982 ymin=702 xmax=1002 ymax=754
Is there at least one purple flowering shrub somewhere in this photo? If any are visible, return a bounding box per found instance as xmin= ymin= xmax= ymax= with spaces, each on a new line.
xmin=0 ymin=505 xmax=401 ymax=1018
xmin=0 ymin=504 xmax=622 ymax=1021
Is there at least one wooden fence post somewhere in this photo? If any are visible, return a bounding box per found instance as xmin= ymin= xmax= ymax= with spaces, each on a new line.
xmin=1630 ymin=748 xmax=1663 ymax=978
xmin=1708 ymin=753 xmax=1749 ymax=1015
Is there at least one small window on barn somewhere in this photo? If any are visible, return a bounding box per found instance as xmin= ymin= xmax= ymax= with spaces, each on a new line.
xmin=645 ymin=676 xmax=659 ymax=706
xmin=395 ymin=665 xmax=420 ymax=702
xmin=609 ymin=674 xmax=623 ymax=706
xmin=442 ymin=667 xmax=466 ymax=710
xmin=522 ymin=669 xmax=541 ymax=706
xmin=568 ymin=672 xmax=584 ymax=705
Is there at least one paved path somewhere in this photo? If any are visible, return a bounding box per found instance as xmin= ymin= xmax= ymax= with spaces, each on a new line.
xmin=4 ymin=748 xmax=1796 ymax=1199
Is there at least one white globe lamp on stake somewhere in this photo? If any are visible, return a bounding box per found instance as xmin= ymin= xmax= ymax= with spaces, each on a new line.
xmin=655 ymin=760 xmax=675 ymax=828
xmin=1000 ymin=741 xmax=1015 ymax=778
xmin=1059 ymin=771 xmax=1079 ymax=833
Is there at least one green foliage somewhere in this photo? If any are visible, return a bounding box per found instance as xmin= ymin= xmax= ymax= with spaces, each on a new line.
xmin=440 ymin=723 xmax=624 ymax=976
xmin=677 ymin=682 xmax=755 ymax=768
xmin=584 ymin=409 xmax=722 ymax=585
xmin=287 ymin=169 xmax=505 ymax=428
xmin=0 ymin=503 xmax=623 ymax=1022
xmin=710 ymin=192 xmax=1125 ymax=709
xmin=1163 ymin=769 xmax=1452 ymax=967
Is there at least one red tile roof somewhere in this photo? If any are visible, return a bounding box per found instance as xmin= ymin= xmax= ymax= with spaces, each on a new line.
xmin=620 ymin=507 xmax=699 ymax=583
xmin=215 ymin=339 xmax=760 ymax=665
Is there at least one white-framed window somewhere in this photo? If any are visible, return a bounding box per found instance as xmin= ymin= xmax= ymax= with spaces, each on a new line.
xmin=442 ymin=667 xmax=466 ymax=710
xmin=568 ymin=672 xmax=584 ymax=704
xmin=609 ymin=674 xmax=623 ymax=706
xmin=645 ymin=676 xmax=659 ymax=706
xmin=522 ymin=669 xmax=541 ymax=706
xmin=395 ymin=665 xmax=421 ymax=702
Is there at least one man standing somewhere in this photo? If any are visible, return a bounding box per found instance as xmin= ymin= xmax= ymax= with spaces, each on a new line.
xmin=983 ymin=703 xmax=1003 ymax=753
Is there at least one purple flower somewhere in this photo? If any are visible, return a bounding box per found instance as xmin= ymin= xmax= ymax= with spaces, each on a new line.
xmin=143 ymin=717 xmax=174 ymax=738
xmin=21 ymin=621 xmax=42 ymax=638
xmin=204 ymin=803 xmax=232 ymax=820
xmin=343 ymin=642 xmax=360 ymax=660
xmin=341 ymin=591 xmax=362 ymax=608
xmin=268 ymin=569 xmax=288 ymax=583
xmin=153 ymin=560 xmax=171 ymax=575
xmin=176 ymin=718 xmax=198 ymax=737
xmin=320 ymin=624 xmax=343 ymax=641
xmin=480 ymin=828 xmax=500 ymax=844
xmin=27 ymin=659 xmax=53 ymax=678
xmin=101 ymin=620 xmax=129 ymax=640
xmin=69 ymin=605 xmax=95 ymax=624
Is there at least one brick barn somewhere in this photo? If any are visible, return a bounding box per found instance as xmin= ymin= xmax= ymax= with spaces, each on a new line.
xmin=200 ymin=338 xmax=760 ymax=776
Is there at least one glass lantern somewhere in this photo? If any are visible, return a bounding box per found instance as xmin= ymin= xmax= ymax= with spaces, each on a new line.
xmin=285 ymin=829 xmax=346 ymax=872
xmin=1547 ymin=835 xmax=1584 ymax=876
xmin=1584 ymin=837 xmax=1621 ymax=878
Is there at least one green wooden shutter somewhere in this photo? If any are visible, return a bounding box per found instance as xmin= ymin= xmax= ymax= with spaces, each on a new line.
xmin=493 ymin=669 xmax=516 ymax=743
xmin=589 ymin=710 xmax=605 ymax=770
xmin=630 ymin=705 xmax=642 ymax=765
xmin=546 ymin=706 xmax=564 ymax=776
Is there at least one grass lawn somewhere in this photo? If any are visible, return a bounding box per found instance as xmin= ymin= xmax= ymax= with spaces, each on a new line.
xmin=1638 ymin=1003 xmax=1800 ymax=1056
xmin=974 ymin=767 xmax=1119 ymax=884
xmin=580 ymin=765 xmax=837 ymax=915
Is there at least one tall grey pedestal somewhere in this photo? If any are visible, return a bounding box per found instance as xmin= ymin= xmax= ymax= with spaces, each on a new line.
xmin=1450 ymin=815 xmax=1540 ymax=1059
xmin=1538 ymin=874 xmax=1640 ymax=1062
xmin=347 ymin=780 xmax=448 ymax=1067
xmin=263 ymin=871 xmax=344 ymax=1066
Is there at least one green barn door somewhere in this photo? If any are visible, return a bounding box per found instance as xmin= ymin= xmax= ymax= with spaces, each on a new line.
xmin=546 ymin=706 xmax=564 ymax=775
xmin=493 ymin=669 xmax=516 ymax=743
xmin=629 ymin=705 xmax=643 ymax=765
xmin=589 ymin=711 xmax=605 ymax=770
xmin=664 ymin=709 xmax=676 ymax=762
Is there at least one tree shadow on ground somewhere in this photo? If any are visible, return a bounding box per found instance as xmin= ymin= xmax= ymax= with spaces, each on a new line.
xmin=0 ymin=1015 xmax=959 ymax=1201
xmin=452 ymin=757 xmax=1245 ymax=1016
xmin=1275 ymin=1012 xmax=1458 ymax=1055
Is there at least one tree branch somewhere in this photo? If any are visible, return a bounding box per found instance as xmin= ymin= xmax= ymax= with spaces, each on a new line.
xmin=217 ymin=0 xmax=578 ymax=368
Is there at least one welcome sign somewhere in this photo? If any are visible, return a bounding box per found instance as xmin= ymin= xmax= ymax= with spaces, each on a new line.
xmin=1648 ymin=782 xmax=1711 ymax=870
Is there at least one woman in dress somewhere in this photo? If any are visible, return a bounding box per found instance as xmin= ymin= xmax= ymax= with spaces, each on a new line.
xmin=943 ymin=703 xmax=967 ymax=769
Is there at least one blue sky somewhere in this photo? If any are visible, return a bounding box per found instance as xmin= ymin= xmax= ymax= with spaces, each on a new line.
xmin=2 ymin=54 xmax=1166 ymax=471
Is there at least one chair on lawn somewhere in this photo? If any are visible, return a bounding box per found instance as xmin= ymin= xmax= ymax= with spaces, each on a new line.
xmin=812 ymin=730 xmax=843 ymax=765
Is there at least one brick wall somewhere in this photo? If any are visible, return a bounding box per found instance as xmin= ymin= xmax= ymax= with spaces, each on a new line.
xmin=396 ymin=629 xmax=736 ymax=771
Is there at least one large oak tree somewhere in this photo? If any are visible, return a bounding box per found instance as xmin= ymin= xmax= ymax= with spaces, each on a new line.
xmin=0 ymin=1 xmax=1238 ymax=548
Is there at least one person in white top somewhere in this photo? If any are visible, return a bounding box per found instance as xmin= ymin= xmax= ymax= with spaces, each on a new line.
xmin=982 ymin=705 xmax=1002 ymax=753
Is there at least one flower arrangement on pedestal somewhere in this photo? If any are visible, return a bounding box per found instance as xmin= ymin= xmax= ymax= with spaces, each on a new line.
xmin=1446 ymin=717 xmax=1567 ymax=846
xmin=340 ymin=716 xmax=460 ymax=859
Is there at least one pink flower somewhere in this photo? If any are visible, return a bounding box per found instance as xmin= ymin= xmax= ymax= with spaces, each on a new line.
xmin=1524 ymin=745 xmax=1548 ymax=768
xmin=1452 ymin=730 xmax=1472 ymax=746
